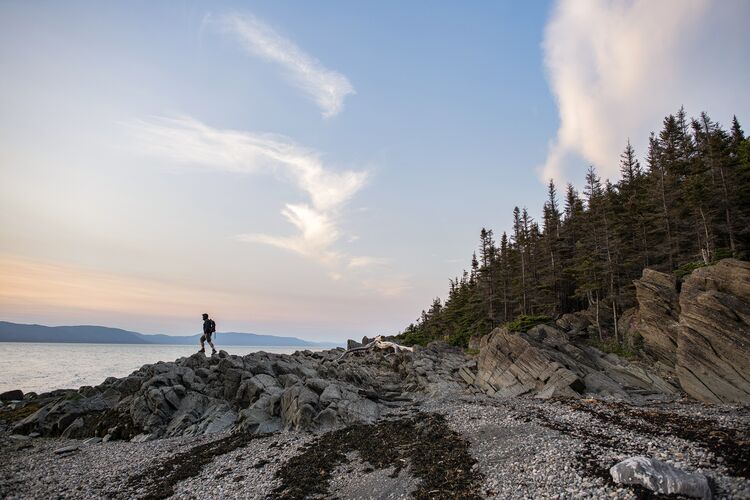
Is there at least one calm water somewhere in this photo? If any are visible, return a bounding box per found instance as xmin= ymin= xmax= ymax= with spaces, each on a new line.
xmin=0 ymin=343 xmax=309 ymax=394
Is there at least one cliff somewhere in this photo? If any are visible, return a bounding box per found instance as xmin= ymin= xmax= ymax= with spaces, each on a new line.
xmin=634 ymin=259 xmax=750 ymax=403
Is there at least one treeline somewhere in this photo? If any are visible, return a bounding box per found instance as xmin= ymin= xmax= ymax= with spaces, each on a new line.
xmin=398 ymin=108 xmax=750 ymax=347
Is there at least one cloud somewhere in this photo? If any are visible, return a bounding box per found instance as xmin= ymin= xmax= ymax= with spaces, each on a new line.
xmin=131 ymin=116 xmax=389 ymax=277
xmin=236 ymin=203 xmax=342 ymax=265
xmin=540 ymin=0 xmax=750 ymax=183
xmin=216 ymin=12 xmax=355 ymax=118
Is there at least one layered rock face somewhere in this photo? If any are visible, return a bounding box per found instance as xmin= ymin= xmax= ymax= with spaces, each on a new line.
xmin=676 ymin=260 xmax=750 ymax=403
xmin=633 ymin=269 xmax=681 ymax=366
xmin=467 ymin=259 xmax=750 ymax=404
xmin=627 ymin=259 xmax=750 ymax=403
xmin=472 ymin=325 xmax=676 ymax=400
xmin=13 ymin=343 xmax=469 ymax=441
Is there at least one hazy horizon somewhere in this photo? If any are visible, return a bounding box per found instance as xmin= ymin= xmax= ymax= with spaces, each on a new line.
xmin=0 ymin=319 xmax=342 ymax=344
xmin=1 ymin=1 xmax=748 ymax=342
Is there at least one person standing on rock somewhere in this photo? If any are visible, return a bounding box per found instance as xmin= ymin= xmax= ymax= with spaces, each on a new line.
xmin=199 ymin=313 xmax=217 ymax=355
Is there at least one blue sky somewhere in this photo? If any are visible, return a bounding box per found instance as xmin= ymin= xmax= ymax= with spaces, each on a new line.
xmin=1 ymin=1 xmax=748 ymax=341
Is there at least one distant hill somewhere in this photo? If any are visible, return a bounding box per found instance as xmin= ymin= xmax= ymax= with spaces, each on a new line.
xmin=0 ymin=321 xmax=339 ymax=347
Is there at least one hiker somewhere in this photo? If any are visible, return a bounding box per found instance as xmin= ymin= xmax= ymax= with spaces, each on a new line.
xmin=199 ymin=313 xmax=217 ymax=355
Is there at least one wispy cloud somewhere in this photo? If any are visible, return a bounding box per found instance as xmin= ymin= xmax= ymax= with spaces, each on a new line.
xmin=539 ymin=0 xmax=749 ymax=183
xmin=236 ymin=204 xmax=342 ymax=266
xmin=216 ymin=12 xmax=355 ymax=118
xmin=130 ymin=116 xmax=392 ymax=281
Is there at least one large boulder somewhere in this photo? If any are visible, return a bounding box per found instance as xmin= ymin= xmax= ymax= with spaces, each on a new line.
xmin=676 ymin=259 xmax=750 ymax=403
xmin=610 ymin=456 xmax=712 ymax=499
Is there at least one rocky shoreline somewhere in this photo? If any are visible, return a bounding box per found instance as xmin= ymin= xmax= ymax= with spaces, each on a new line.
xmin=1 ymin=261 xmax=749 ymax=498
xmin=2 ymin=388 xmax=749 ymax=499
xmin=1 ymin=339 xmax=749 ymax=499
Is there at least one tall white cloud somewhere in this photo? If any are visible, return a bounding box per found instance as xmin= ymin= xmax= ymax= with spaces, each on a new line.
xmin=540 ymin=0 xmax=750 ymax=183
xmin=131 ymin=116 xmax=368 ymax=270
xmin=217 ymin=12 xmax=355 ymax=118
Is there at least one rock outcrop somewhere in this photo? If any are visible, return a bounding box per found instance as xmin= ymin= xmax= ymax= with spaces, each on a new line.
xmin=633 ymin=269 xmax=681 ymax=366
xmin=676 ymin=259 xmax=750 ymax=403
xmin=12 ymin=343 xmax=471 ymax=441
xmin=473 ymin=325 xmax=677 ymax=400
xmin=634 ymin=259 xmax=750 ymax=403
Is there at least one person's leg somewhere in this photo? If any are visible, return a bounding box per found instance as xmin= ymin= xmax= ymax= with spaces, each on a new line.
xmin=207 ymin=335 xmax=216 ymax=353
xmin=199 ymin=334 xmax=206 ymax=352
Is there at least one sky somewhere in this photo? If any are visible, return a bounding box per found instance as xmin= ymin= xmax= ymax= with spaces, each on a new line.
xmin=1 ymin=1 xmax=748 ymax=342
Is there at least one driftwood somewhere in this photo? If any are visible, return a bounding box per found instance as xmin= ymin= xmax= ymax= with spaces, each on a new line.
xmin=338 ymin=335 xmax=414 ymax=360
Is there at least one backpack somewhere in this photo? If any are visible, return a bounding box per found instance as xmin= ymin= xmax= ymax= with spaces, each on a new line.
xmin=208 ymin=319 xmax=216 ymax=334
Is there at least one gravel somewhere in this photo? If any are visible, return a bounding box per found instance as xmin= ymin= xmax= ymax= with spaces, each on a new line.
xmin=1 ymin=395 xmax=748 ymax=499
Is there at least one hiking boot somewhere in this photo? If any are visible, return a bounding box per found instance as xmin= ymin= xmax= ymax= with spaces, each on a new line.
xmin=199 ymin=348 xmax=205 ymax=354
xmin=211 ymin=349 xmax=217 ymax=355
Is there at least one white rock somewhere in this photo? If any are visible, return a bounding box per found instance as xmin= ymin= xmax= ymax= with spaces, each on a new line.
xmin=610 ymin=456 xmax=712 ymax=499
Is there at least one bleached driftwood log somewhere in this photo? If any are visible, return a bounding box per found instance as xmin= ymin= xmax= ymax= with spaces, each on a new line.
xmin=338 ymin=335 xmax=413 ymax=360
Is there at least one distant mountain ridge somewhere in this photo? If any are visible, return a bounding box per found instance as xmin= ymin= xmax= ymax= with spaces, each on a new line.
xmin=0 ymin=321 xmax=339 ymax=347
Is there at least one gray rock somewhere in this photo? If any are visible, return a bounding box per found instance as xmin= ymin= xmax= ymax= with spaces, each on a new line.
xmin=458 ymin=366 xmax=476 ymax=385
xmin=281 ymin=385 xmax=319 ymax=430
xmin=61 ymin=417 xmax=84 ymax=438
xmin=130 ymin=433 xmax=154 ymax=443
xmin=83 ymin=436 xmax=102 ymax=445
xmin=236 ymin=374 xmax=281 ymax=408
xmin=0 ymin=389 xmax=24 ymax=402
xmin=278 ymin=374 xmax=301 ymax=388
xmin=14 ymin=391 xmax=118 ymax=436
xmin=474 ymin=324 xmax=678 ymax=400
xmin=238 ymin=406 xmax=282 ymax=434
xmin=305 ymin=378 xmax=330 ymax=394
xmin=337 ymin=398 xmax=380 ymax=425
xmin=610 ymin=456 xmax=712 ymax=499
xmin=319 ymin=384 xmax=344 ymax=407
xmin=475 ymin=328 xmax=585 ymax=399
xmin=113 ymin=375 xmax=144 ymax=395
xmin=200 ymin=404 xmax=237 ymax=434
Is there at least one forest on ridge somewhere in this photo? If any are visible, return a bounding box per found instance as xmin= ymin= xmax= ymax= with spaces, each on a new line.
xmin=397 ymin=108 xmax=750 ymax=348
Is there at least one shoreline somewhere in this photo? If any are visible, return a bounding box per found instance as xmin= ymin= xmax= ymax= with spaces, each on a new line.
xmin=0 ymin=344 xmax=329 ymax=395
xmin=2 ymin=340 xmax=749 ymax=498
xmin=2 ymin=395 xmax=748 ymax=499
